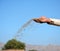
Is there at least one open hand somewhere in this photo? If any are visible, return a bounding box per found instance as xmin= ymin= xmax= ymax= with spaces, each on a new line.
xmin=33 ymin=16 xmax=51 ymax=23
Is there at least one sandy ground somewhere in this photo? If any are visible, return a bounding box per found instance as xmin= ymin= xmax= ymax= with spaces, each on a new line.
xmin=1 ymin=50 xmax=24 ymax=51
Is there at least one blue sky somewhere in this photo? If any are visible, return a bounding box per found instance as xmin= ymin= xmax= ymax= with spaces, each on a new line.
xmin=0 ymin=0 xmax=60 ymax=45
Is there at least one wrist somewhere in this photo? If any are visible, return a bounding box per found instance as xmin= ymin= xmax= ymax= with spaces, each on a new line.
xmin=47 ymin=21 xmax=54 ymax=24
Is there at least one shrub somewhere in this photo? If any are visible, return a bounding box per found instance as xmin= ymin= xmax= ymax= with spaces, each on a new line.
xmin=2 ymin=39 xmax=25 ymax=50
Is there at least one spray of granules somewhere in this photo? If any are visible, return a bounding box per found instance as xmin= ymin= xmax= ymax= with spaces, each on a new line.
xmin=14 ymin=19 xmax=33 ymax=39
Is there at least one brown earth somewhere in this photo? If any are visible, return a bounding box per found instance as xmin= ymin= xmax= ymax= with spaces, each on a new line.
xmin=1 ymin=49 xmax=24 ymax=51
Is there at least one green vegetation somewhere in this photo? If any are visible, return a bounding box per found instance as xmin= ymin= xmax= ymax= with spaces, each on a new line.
xmin=29 ymin=49 xmax=37 ymax=51
xmin=2 ymin=39 xmax=25 ymax=50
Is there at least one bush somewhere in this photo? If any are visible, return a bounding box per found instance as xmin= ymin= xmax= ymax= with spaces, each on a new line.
xmin=2 ymin=39 xmax=25 ymax=50
xmin=29 ymin=49 xmax=37 ymax=51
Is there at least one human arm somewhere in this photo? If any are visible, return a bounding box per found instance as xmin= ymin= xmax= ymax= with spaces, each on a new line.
xmin=47 ymin=18 xmax=60 ymax=26
xmin=33 ymin=16 xmax=60 ymax=26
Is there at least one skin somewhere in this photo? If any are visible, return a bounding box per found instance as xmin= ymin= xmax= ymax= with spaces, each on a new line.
xmin=33 ymin=16 xmax=51 ymax=23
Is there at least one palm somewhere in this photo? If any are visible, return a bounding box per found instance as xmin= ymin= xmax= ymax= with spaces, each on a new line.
xmin=39 ymin=16 xmax=48 ymax=23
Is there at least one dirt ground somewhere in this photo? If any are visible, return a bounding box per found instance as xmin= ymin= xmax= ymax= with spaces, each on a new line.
xmin=1 ymin=50 xmax=24 ymax=51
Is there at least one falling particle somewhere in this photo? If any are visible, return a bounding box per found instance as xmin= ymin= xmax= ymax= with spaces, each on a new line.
xmin=14 ymin=19 xmax=33 ymax=39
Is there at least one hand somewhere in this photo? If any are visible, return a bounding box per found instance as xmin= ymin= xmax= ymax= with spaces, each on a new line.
xmin=33 ymin=16 xmax=51 ymax=23
xmin=33 ymin=18 xmax=41 ymax=23
xmin=39 ymin=16 xmax=51 ymax=23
